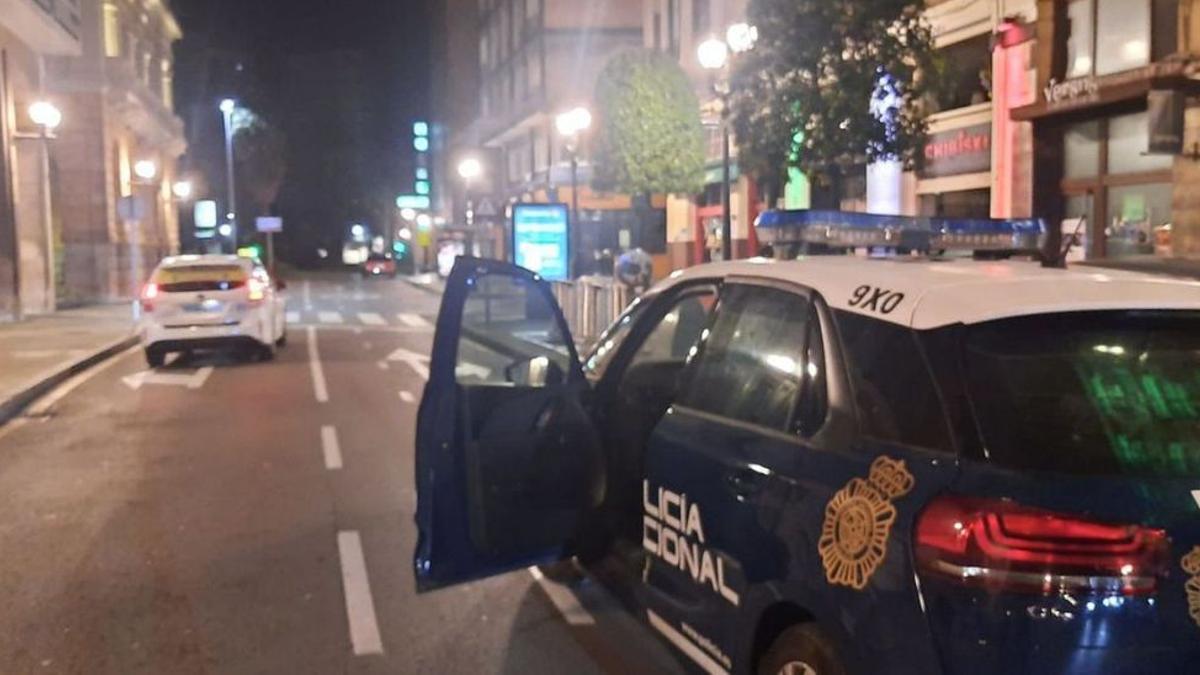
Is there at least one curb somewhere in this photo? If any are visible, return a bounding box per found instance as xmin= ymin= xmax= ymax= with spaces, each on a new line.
xmin=0 ymin=335 xmax=139 ymax=426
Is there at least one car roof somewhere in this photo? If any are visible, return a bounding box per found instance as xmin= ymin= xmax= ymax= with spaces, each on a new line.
xmin=661 ymin=256 xmax=1200 ymax=330
xmin=158 ymin=255 xmax=251 ymax=269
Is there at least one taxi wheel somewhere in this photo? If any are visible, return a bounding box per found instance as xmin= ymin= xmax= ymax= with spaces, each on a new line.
xmin=257 ymin=343 xmax=276 ymax=362
xmin=144 ymin=348 xmax=165 ymax=369
xmin=276 ymin=330 xmax=288 ymax=348
xmin=758 ymin=624 xmax=845 ymax=675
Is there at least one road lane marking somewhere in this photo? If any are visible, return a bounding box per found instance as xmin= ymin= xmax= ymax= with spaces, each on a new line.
xmin=27 ymin=345 xmax=138 ymax=415
xmin=528 ymin=567 xmax=595 ymax=626
xmin=319 ymin=311 xmax=344 ymax=325
xmin=399 ymin=390 xmax=415 ymax=404
xmin=306 ymin=327 xmax=329 ymax=403
xmin=122 ymin=366 xmax=214 ymax=391
xmin=358 ymin=312 xmax=385 ymax=326
xmin=397 ymin=313 xmax=431 ymax=329
xmin=377 ymin=361 xmax=390 ymax=370
xmin=647 ymin=609 xmax=726 ymax=675
xmin=286 ymin=311 xmax=300 ymax=324
xmin=321 ymin=425 xmax=343 ymax=470
xmin=337 ymin=531 xmax=384 ymax=656
xmin=303 ymin=280 xmax=312 ymax=310
xmin=386 ymin=347 xmax=430 ymax=380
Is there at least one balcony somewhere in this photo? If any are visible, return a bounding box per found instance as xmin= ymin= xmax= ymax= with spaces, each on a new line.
xmin=0 ymin=0 xmax=82 ymax=55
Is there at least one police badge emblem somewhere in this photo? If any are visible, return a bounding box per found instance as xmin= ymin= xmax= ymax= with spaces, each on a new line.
xmin=818 ymin=456 xmax=915 ymax=590
xmin=1182 ymin=546 xmax=1200 ymax=629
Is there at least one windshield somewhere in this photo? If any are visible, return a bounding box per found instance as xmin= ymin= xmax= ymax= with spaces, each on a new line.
xmin=963 ymin=311 xmax=1200 ymax=477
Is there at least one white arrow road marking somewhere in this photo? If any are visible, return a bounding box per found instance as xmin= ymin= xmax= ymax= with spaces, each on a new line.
xmin=337 ymin=531 xmax=384 ymax=655
xmin=397 ymin=313 xmax=431 ymax=329
xmin=286 ymin=311 xmax=300 ymax=324
xmin=377 ymin=361 xmax=390 ymax=370
xmin=358 ymin=312 xmax=386 ymax=326
xmin=386 ymin=347 xmax=430 ymax=380
xmin=399 ymin=390 xmax=415 ymax=404
xmin=319 ymin=311 xmax=344 ymax=324
xmin=1192 ymin=490 xmax=1200 ymax=510
xmin=455 ymin=362 xmax=492 ymax=380
xmin=121 ymin=367 xmax=214 ymax=391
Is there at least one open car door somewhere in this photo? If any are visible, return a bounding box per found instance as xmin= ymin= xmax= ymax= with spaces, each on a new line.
xmin=414 ymin=257 xmax=604 ymax=592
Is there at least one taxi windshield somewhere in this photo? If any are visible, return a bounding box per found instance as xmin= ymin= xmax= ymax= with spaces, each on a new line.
xmin=963 ymin=310 xmax=1200 ymax=477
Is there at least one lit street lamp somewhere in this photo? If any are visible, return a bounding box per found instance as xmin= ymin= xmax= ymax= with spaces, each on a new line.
xmin=555 ymin=106 xmax=591 ymax=278
xmin=172 ymin=180 xmax=194 ymax=200
xmin=220 ymin=98 xmax=238 ymax=253
xmin=133 ymin=159 xmax=158 ymax=181
xmin=699 ymin=35 xmax=734 ymax=261
xmin=27 ymin=101 xmax=62 ymax=314
xmin=457 ymin=156 xmax=484 ymax=257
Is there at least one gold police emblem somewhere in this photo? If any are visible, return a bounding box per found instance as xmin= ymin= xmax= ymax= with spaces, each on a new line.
xmin=818 ymin=456 xmax=915 ymax=590
xmin=1182 ymin=547 xmax=1200 ymax=629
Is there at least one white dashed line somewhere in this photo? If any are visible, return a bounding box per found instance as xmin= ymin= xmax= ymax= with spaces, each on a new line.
xmin=358 ymin=312 xmax=386 ymax=326
xmin=337 ymin=531 xmax=384 ymax=656
xmin=306 ymin=327 xmax=329 ymax=403
xmin=397 ymin=313 xmax=431 ymax=329
xmin=399 ymin=390 xmax=416 ymax=404
xmin=303 ymin=280 xmax=313 ymax=310
xmin=319 ymin=312 xmax=344 ymax=325
xmin=528 ymin=567 xmax=595 ymax=626
xmin=321 ymin=425 xmax=343 ymax=470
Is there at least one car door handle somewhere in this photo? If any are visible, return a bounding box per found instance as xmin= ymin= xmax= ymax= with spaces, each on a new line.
xmin=725 ymin=469 xmax=766 ymax=498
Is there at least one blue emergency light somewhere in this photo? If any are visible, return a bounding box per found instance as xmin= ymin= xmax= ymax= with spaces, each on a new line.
xmin=755 ymin=209 xmax=1046 ymax=255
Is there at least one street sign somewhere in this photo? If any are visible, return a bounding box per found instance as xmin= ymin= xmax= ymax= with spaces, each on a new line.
xmin=194 ymin=200 xmax=218 ymax=229
xmin=396 ymin=194 xmax=431 ymax=210
xmin=475 ymin=197 xmax=500 ymax=218
xmin=117 ymin=195 xmax=148 ymax=222
xmin=512 ymin=203 xmax=569 ymax=282
xmin=256 ymin=216 xmax=283 ymax=233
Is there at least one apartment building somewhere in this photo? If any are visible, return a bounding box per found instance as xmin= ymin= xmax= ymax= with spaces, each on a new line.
xmin=46 ymin=0 xmax=186 ymax=303
xmin=0 ymin=0 xmax=83 ymax=317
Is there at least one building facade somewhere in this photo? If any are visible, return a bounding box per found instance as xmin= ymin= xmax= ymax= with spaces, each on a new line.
xmin=0 ymin=0 xmax=83 ymax=317
xmin=450 ymin=0 xmax=644 ymax=270
xmin=46 ymin=0 xmax=185 ymax=304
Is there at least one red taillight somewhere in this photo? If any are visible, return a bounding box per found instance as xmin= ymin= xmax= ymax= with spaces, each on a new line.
xmin=915 ymin=495 xmax=1168 ymax=596
xmin=140 ymin=282 xmax=158 ymax=312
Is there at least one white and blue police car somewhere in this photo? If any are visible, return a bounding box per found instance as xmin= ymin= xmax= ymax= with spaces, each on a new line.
xmin=414 ymin=211 xmax=1200 ymax=675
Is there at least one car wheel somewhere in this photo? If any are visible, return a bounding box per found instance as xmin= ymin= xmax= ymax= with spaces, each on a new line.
xmin=758 ymin=624 xmax=845 ymax=675
xmin=144 ymin=348 xmax=165 ymax=368
xmin=257 ymin=342 xmax=276 ymax=362
xmin=276 ymin=329 xmax=288 ymax=348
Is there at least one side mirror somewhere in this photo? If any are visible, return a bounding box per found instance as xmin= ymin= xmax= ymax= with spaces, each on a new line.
xmin=504 ymin=355 xmax=566 ymax=388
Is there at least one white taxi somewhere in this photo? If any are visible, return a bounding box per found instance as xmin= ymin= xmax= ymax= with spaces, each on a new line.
xmin=138 ymin=255 xmax=287 ymax=367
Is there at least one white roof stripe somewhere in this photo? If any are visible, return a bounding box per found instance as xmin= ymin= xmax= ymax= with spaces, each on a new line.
xmin=662 ymin=257 xmax=1200 ymax=329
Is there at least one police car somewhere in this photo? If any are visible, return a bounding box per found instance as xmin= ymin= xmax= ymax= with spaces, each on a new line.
xmin=413 ymin=212 xmax=1200 ymax=675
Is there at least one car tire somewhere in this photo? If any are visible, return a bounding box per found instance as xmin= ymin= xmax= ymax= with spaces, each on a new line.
xmin=144 ymin=348 xmax=165 ymax=369
xmin=257 ymin=342 xmax=276 ymax=362
xmin=276 ymin=330 xmax=288 ymax=348
xmin=757 ymin=624 xmax=846 ymax=675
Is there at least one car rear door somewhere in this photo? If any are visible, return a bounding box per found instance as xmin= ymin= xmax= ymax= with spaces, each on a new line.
xmin=413 ymin=257 xmax=605 ymax=592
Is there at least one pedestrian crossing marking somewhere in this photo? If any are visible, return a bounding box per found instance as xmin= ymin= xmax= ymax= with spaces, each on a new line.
xmin=358 ymin=312 xmax=386 ymax=326
xmin=398 ymin=313 xmax=431 ymax=328
xmin=318 ymin=311 xmax=344 ymax=324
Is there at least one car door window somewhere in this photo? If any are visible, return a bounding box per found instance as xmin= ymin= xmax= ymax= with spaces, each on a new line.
xmin=680 ymin=285 xmax=817 ymax=432
xmin=628 ymin=290 xmax=717 ymax=370
xmin=457 ymin=271 xmax=571 ymax=387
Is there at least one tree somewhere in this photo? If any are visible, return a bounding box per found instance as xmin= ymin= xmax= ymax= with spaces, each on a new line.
xmin=729 ymin=0 xmax=937 ymax=204
xmin=231 ymin=108 xmax=287 ymax=220
xmin=593 ymin=50 xmax=706 ymax=196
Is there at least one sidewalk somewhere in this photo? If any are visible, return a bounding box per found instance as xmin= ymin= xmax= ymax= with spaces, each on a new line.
xmin=0 ymin=304 xmax=138 ymax=424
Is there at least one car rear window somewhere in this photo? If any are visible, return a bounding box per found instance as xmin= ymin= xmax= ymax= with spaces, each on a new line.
xmin=963 ymin=310 xmax=1200 ymax=477
xmin=153 ymin=265 xmax=247 ymax=292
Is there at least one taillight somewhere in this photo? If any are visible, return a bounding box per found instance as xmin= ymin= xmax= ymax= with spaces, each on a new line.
xmin=248 ymin=277 xmax=267 ymax=302
xmin=915 ymin=495 xmax=1168 ymax=596
xmin=141 ymin=282 xmax=158 ymax=312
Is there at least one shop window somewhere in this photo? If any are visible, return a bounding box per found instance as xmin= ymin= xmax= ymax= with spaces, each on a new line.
xmin=1105 ymin=183 xmax=1172 ymax=257
xmin=1064 ymin=121 xmax=1101 ymax=179
xmin=1065 ymin=0 xmax=1159 ymax=79
xmin=930 ymin=34 xmax=992 ymax=112
xmin=1107 ymin=112 xmax=1172 ymax=174
xmin=1152 ymin=0 xmax=1179 ymax=61
xmin=1065 ymin=0 xmax=1094 ymax=78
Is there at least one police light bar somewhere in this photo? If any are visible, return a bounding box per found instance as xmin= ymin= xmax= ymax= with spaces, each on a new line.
xmin=755 ymin=209 xmax=1046 ymax=254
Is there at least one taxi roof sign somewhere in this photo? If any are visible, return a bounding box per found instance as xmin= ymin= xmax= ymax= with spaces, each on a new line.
xmin=755 ymin=209 xmax=1046 ymax=255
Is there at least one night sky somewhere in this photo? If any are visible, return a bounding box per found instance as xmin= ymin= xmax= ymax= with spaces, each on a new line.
xmin=169 ymin=0 xmax=432 ymax=261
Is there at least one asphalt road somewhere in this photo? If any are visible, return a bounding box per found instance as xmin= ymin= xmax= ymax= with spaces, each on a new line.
xmin=0 ymin=272 xmax=683 ymax=675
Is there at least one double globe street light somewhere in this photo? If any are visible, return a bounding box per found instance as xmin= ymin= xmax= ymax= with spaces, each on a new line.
xmin=698 ymin=23 xmax=756 ymax=262
xmin=555 ymin=106 xmax=592 ymax=278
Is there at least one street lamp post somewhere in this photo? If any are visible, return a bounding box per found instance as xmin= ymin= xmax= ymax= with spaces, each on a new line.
xmin=27 ymin=101 xmax=62 ymax=312
xmin=220 ymin=98 xmax=238 ymax=253
xmin=457 ymin=157 xmax=483 ymax=258
xmin=555 ymin=106 xmax=591 ymax=278
xmin=130 ymin=159 xmax=158 ymax=299
xmin=698 ymin=25 xmax=756 ymax=263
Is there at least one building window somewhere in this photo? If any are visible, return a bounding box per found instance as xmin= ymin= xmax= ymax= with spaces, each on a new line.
xmin=103 ymin=2 xmax=121 ymax=57
xmin=929 ymin=34 xmax=991 ymax=112
xmin=1064 ymin=0 xmax=1165 ymax=78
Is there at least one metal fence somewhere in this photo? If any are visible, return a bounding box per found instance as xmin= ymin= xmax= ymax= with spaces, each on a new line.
xmin=550 ymin=275 xmax=635 ymax=348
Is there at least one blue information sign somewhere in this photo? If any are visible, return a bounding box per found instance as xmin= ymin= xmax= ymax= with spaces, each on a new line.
xmin=512 ymin=203 xmax=570 ymax=281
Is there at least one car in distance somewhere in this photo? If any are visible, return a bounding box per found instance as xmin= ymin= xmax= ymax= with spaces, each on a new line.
xmin=362 ymin=252 xmax=397 ymax=278
xmin=138 ymin=255 xmax=287 ymax=367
